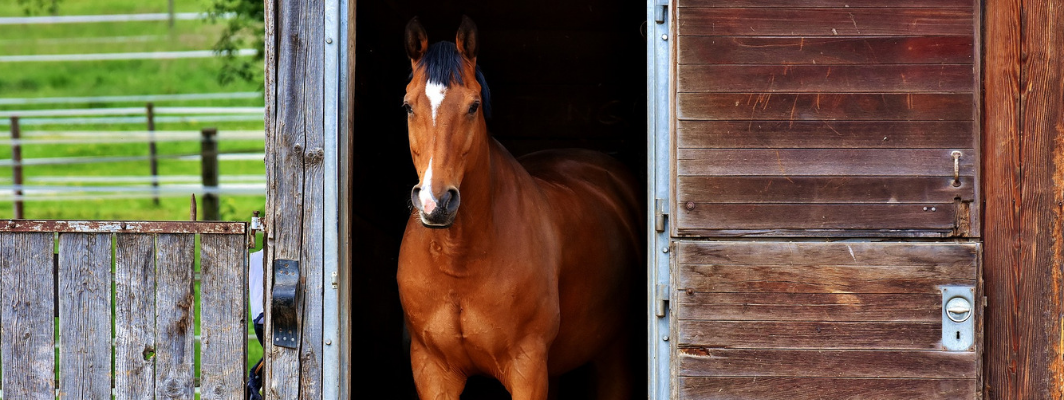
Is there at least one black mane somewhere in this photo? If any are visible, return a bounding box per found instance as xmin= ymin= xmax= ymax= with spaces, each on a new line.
xmin=416 ymin=42 xmax=492 ymax=119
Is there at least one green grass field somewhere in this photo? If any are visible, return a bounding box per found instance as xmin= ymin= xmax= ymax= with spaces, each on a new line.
xmin=1 ymin=0 xmax=268 ymax=388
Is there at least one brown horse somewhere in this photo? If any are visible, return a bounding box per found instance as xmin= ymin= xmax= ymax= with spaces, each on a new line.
xmin=396 ymin=16 xmax=641 ymax=400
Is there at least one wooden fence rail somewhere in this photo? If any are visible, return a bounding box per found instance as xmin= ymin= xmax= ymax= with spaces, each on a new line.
xmin=0 ymin=220 xmax=247 ymax=399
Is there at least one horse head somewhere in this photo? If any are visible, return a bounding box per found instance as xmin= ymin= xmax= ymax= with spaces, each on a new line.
xmin=404 ymin=16 xmax=491 ymax=229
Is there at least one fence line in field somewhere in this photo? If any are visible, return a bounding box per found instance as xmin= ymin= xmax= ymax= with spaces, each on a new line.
xmin=0 ymin=49 xmax=257 ymax=63
xmin=0 ymin=92 xmax=259 ymax=106
xmin=0 ymin=152 xmax=264 ymax=167
xmin=0 ymin=106 xmax=263 ymax=118
xmin=0 ymin=12 xmax=229 ymax=25
xmin=0 ymin=114 xmax=263 ymax=126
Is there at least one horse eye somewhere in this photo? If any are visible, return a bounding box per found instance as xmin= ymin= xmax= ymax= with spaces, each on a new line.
xmin=468 ymin=101 xmax=480 ymax=115
xmin=403 ymin=103 xmax=413 ymax=114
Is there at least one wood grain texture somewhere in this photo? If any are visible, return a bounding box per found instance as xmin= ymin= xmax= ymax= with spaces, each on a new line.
xmin=678 ymin=65 xmax=973 ymax=93
xmin=677 ymin=377 xmax=977 ymax=399
xmin=115 ymin=234 xmax=156 ymax=400
xmin=677 ymin=241 xmax=980 ymax=267
xmin=677 ymin=121 xmax=973 ymax=148
xmin=676 ymin=149 xmax=975 ymax=176
xmin=677 ymin=262 xmax=974 ymax=294
xmin=677 ymin=349 xmax=979 ymax=378
xmin=0 ymin=233 xmax=55 ymax=400
xmin=200 ymin=234 xmax=247 ymax=400
xmin=155 ymin=234 xmax=196 ymax=400
xmin=678 ymin=0 xmax=973 ymax=7
xmin=265 ymin=0 xmax=312 ymax=396
xmin=676 ymin=8 xmax=974 ymax=36
xmin=678 ymin=36 xmax=974 ymax=65
xmin=676 ymin=93 xmax=973 ymax=121
xmin=678 ymin=321 xmax=941 ymax=349
xmin=58 ymin=233 xmax=112 ymax=399
xmin=982 ymin=0 xmax=1064 ymax=398
xmin=677 ymin=176 xmax=974 ymax=203
xmin=676 ymin=292 xmax=940 ymax=322
xmin=676 ymin=203 xmax=957 ymax=231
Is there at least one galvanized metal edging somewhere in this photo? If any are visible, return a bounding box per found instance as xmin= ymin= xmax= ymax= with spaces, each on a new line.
xmin=647 ymin=0 xmax=672 ymax=398
xmin=322 ymin=0 xmax=343 ymax=396
xmin=0 ymin=219 xmax=246 ymax=234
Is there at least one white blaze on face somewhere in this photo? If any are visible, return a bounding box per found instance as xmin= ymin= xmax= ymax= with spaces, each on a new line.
xmin=425 ymin=81 xmax=448 ymax=127
xmin=419 ymin=157 xmax=436 ymax=214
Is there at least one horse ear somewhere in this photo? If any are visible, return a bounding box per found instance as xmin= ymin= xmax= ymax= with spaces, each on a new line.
xmin=455 ymin=15 xmax=478 ymax=61
xmin=405 ymin=17 xmax=429 ymax=64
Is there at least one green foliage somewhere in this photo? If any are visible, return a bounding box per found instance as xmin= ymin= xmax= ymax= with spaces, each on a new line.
xmin=16 ymin=0 xmax=61 ymax=16
xmin=207 ymin=0 xmax=265 ymax=87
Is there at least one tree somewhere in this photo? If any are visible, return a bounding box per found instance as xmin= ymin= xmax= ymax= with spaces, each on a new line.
xmin=206 ymin=0 xmax=264 ymax=87
xmin=18 ymin=0 xmax=61 ymax=16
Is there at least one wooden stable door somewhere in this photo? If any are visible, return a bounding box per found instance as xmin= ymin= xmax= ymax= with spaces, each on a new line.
xmin=656 ymin=0 xmax=984 ymax=398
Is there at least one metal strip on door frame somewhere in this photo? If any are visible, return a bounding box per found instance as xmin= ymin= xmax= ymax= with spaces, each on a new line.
xmin=323 ymin=0 xmax=343 ymax=396
xmin=647 ymin=0 xmax=672 ymax=398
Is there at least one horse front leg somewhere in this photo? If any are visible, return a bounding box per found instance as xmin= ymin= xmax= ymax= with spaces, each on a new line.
xmin=501 ymin=342 xmax=550 ymax=400
xmin=410 ymin=341 xmax=467 ymax=400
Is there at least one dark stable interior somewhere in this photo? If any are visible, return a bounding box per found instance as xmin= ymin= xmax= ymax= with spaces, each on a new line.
xmin=350 ymin=1 xmax=646 ymax=397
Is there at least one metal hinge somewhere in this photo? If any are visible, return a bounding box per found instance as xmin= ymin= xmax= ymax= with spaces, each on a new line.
xmin=654 ymin=0 xmax=669 ymax=24
xmin=655 ymin=198 xmax=669 ymax=232
xmin=655 ymin=283 xmax=670 ymax=318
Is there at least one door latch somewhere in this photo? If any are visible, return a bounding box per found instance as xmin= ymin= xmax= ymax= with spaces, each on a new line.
xmin=940 ymin=285 xmax=975 ymax=351
xmin=655 ymin=198 xmax=669 ymax=232
xmin=654 ymin=1 xmax=668 ymax=24
xmin=271 ymin=259 xmax=303 ymax=349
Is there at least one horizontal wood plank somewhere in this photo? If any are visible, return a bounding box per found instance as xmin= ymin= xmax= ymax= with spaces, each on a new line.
xmin=676 ymin=149 xmax=976 ymax=176
xmin=676 ymin=203 xmax=958 ymax=231
xmin=678 ymin=65 xmax=973 ymax=93
xmin=677 ymin=121 xmax=974 ymax=148
xmin=677 ymin=349 xmax=978 ymax=378
xmin=677 ymin=241 xmax=980 ymax=266
xmin=679 ymin=321 xmax=941 ymax=349
xmin=677 ymin=8 xmax=974 ymax=36
xmin=676 ymin=292 xmax=940 ymax=322
xmin=678 ymin=0 xmax=973 ymax=7
xmin=676 ymin=93 xmax=973 ymax=121
xmin=677 ymin=176 xmax=974 ymax=203
xmin=678 ymin=36 xmax=974 ymax=65
xmin=677 ymin=262 xmax=974 ymax=293
xmin=677 ymin=377 xmax=977 ymax=399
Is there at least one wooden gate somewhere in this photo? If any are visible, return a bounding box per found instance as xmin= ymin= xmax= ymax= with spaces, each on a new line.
xmin=0 ymin=220 xmax=248 ymax=399
xmin=651 ymin=0 xmax=983 ymax=398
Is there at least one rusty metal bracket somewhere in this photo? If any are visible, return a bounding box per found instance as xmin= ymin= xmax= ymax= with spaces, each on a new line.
xmin=271 ymin=259 xmax=302 ymax=349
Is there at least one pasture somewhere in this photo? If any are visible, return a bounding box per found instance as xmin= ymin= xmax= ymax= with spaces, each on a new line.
xmin=0 ymin=0 xmax=267 ymax=390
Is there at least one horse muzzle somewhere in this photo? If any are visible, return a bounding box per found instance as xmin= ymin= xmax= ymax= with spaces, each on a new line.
xmin=411 ymin=186 xmax=461 ymax=228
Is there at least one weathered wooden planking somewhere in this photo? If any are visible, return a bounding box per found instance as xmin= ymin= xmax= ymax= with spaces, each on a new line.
xmin=155 ymin=234 xmax=196 ymax=400
xmin=677 ymin=241 xmax=980 ymax=266
xmin=0 ymin=219 xmax=245 ymax=234
xmin=678 ymin=65 xmax=973 ymax=93
xmin=676 ymin=292 xmax=940 ymax=322
xmin=677 ymin=203 xmax=958 ymax=231
xmin=983 ymin=0 xmax=1064 ymax=396
xmin=677 ymin=121 xmax=973 ymax=148
xmin=678 ymin=0 xmax=973 ymax=7
xmin=678 ymin=36 xmax=974 ymax=65
xmin=266 ymin=0 xmax=324 ymax=397
xmin=115 ymin=234 xmax=157 ymax=400
xmin=677 ymin=349 xmax=979 ymax=378
xmin=678 ymin=321 xmax=941 ymax=349
xmin=58 ymin=233 xmax=112 ymax=399
xmin=676 ymin=149 xmax=976 ymax=176
xmin=677 ymin=262 xmax=974 ymax=293
xmin=0 ymin=233 xmax=55 ymax=400
xmin=200 ymin=234 xmax=247 ymax=400
xmin=677 ymin=8 xmax=974 ymax=36
xmin=677 ymin=176 xmax=973 ymax=204
xmin=677 ymin=377 xmax=977 ymax=399
xmin=676 ymin=93 xmax=972 ymax=121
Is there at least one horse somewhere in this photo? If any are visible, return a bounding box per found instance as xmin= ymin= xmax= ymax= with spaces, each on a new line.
xmin=396 ymin=16 xmax=642 ymax=400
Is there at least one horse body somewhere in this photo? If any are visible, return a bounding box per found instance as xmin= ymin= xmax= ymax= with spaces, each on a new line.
xmin=397 ymin=17 xmax=639 ymax=400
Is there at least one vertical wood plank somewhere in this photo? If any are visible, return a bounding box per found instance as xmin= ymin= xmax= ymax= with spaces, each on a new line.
xmin=200 ymin=234 xmax=248 ymax=400
xmin=115 ymin=234 xmax=156 ymax=400
xmin=156 ymin=233 xmax=196 ymax=400
xmin=0 ymin=232 xmax=55 ymax=400
xmin=58 ymin=233 xmax=112 ymax=399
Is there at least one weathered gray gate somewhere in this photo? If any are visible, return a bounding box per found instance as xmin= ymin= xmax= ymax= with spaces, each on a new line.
xmin=0 ymin=220 xmax=248 ymax=399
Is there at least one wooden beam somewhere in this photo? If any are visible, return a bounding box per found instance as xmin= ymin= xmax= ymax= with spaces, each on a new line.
xmin=983 ymin=0 xmax=1064 ymax=398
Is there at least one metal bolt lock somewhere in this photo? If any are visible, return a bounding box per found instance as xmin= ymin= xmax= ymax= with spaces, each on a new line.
xmin=945 ymin=297 xmax=972 ymax=322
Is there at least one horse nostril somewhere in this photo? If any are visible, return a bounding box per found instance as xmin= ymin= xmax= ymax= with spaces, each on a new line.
xmin=410 ymin=186 xmax=422 ymax=210
xmin=444 ymin=188 xmax=461 ymax=213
